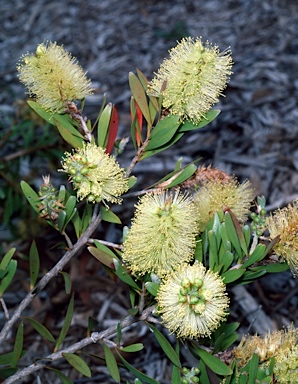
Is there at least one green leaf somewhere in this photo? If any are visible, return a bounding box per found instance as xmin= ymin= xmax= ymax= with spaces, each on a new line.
xmin=129 ymin=72 xmax=151 ymax=126
xmin=103 ymin=343 xmax=120 ymax=382
xmin=120 ymin=343 xmax=144 ymax=353
xmin=59 ymin=271 xmax=72 ymax=294
xmin=145 ymin=115 xmax=180 ymax=151
xmin=147 ymin=324 xmax=181 ymax=368
xmin=178 ymin=110 xmax=220 ymax=132
xmin=117 ymin=322 xmax=122 ymax=344
xmin=242 ymin=244 xmax=266 ymax=268
xmin=141 ymin=131 xmax=184 ymax=160
xmin=196 ymin=347 xmax=232 ymax=376
xmin=94 ymin=240 xmax=117 ymax=257
xmin=20 ymin=181 xmax=40 ymax=213
xmin=224 ymin=212 xmax=243 ymax=258
xmin=248 ymin=354 xmax=259 ymax=384
xmin=63 ymin=353 xmax=91 ymax=377
xmin=97 ymin=102 xmax=113 ymax=148
xmin=221 ymin=268 xmax=245 ymax=284
xmin=88 ymin=246 xmax=116 ymax=269
xmin=58 ymin=210 xmax=67 ymax=233
xmin=113 ymin=259 xmax=140 ymax=290
xmin=117 ymin=353 xmax=159 ymax=384
xmin=63 ymin=196 xmax=77 ymax=229
xmin=55 ymin=119 xmax=84 ymax=148
xmin=208 ymin=230 xmax=219 ymax=271
xmin=58 ymin=185 xmax=66 ymax=202
xmin=0 ymin=367 xmax=18 ymax=379
xmin=11 ymin=322 xmax=23 ymax=368
xmin=163 ymin=164 xmax=197 ymax=189
xmin=23 ymin=317 xmax=55 ymax=342
xmin=219 ymin=251 xmax=234 ymax=274
xmin=100 ymin=205 xmax=121 ymax=224
xmin=29 ymin=240 xmax=39 ymax=289
xmin=55 ymin=293 xmax=74 ymax=352
xmin=199 ymin=361 xmax=211 ymax=384
xmin=145 ymin=282 xmax=160 ymax=297
xmin=71 ymin=211 xmax=81 ymax=238
xmin=0 ymin=260 xmax=17 ymax=297
xmin=0 ymin=248 xmax=16 ymax=270
xmin=46 ymin=367 xmax=74 ymax=384
xmin=261 ymin=262 xmax=289 ymax=273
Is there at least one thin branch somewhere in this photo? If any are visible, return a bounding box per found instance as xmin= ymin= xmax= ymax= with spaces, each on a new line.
xmin=0 ymin=297 xmax=10 ymax=320
xmin=3 ymin=306 xmax=155 ymax=384
xmin=0 ymin=212 xmax=102 ymax=344
xmin=124 ymin=137 xmax=150 ymax=178
xmin=88 ymin=238 xmax=123 ymax=250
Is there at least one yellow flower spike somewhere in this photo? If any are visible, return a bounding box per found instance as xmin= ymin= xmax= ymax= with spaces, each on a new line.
xmin=60 ymin=143 xmax=129 ymax=204
xmin=147 ymin=37 xmax=233 ymax=124
xmin=156 ymin=261 xmax=229 ymax=339
xmin=233 ymin=326 xmax=298 ymax=383
xmin=17 ymin=41 xmax=93 ymax=113
xmin=194 ymin=177 xmax=254 ymax=232
xmin=122 ymin=190 xmax=199 ymax=277
xmin=266 ymin=200 xmax=298 ymax=276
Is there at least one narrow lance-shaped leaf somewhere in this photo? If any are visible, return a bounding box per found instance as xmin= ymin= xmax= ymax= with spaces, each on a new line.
xmin=113 ymin=259 xmax=140 ymax=290
xmin=224 ymin=212 xmax=243 ymax=259
xmin=117 ymin=353 xmax=159 ymax=384
xmin=103 ymin=343 xmax=120 ymax=383
xmin=0 ymin=260 xmax=17 ymax=297
xmin=0 ymin=248 xmax=16 ymax=270
xmin=59 ymin=271 xmax=72 ymax=294
xmin=195 ymin=346 xmax=232 ymax=376
xmin=46 ymin=367 xmax=74 ymax=384
xmin=178 ymin=109 xmax=220 ymax=132
xmin=20 ymin=181 xmax=40 ymax=213
xmin=106 ymin=105 xmax=119 ymax=154
xmin=55 ymin=293 xmax=74 ymax=352
xmin=120 ymin=343 xmax=144 ymax=353
xmin=147 ymin=324 xmax=181 ymax=368
xmin=23 ymin=317 xmax=55 ymax=342
xmin=29 ymin=240 xmax=40 ymax=289
xmin=11 ymin=322 xmax=23 ymax=368
xmin=129 ymin=72 xmax=152 ymax=127
xmin=145 ymin=115 xmax=180 ymax=151
xmin=97 ymin=102 xmax=113 ymax=148
xmin=54 ymin=119 xmax=84 ymax=148
xmin=63 ymin=353 xmax=91 ymax=378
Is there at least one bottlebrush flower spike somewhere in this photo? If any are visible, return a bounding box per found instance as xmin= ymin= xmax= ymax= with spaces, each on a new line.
xmin=147 ymin=37 xmax=232 ymax=124
xmin=266 ymin=200 xmax=298 ymax=276
xmin=234 ymin=326 xmax=298 ymax=384
xmin=156 ymin=261 xmax=229 ymax=339
xmin=194 ymin=176 xmax=254 ymax=232
xmin=122 ymin=190 xmax=199 ymax=276
xmin=17 ymin=41 xmax=93 ymax=113
xmin=60 ymin=143 xmax=129 ymax=204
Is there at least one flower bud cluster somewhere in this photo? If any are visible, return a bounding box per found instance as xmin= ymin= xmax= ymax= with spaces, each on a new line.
xmin=60 ymin=143 xmax=129 ymax=204
xmin=250 ymin=208 xmax=267 ymax=236
xmin=37 ymin=175 xmax=64 ymax=221
xmin=181 ymin=367 xmax=200 ymax=384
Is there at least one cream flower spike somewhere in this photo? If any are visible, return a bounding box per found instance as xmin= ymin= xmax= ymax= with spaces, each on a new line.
xmin=60 ymin=143 xmax=129 ymax=204
xmin=147 ymin=37 xmax=232 ymax=124
xmin=122 ymin=190 xmax=199 ymax=277
xmin=156 ymin=261 xmax=229 ymax=339
xmin=17 ymin=41 xmax=93 ymax=113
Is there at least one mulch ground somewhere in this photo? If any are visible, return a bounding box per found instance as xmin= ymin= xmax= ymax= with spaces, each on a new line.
xmin=1 ymin=0 xmax=298 ymax=383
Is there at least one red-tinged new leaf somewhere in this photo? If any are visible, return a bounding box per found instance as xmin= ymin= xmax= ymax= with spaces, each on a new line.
xmin=129 ymin=72 xmax=151 ymax=127
xmin=106 ymin=105 xmax=119 ymax=154
xmin=135 ymin=101 xmax=143 ymax=147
